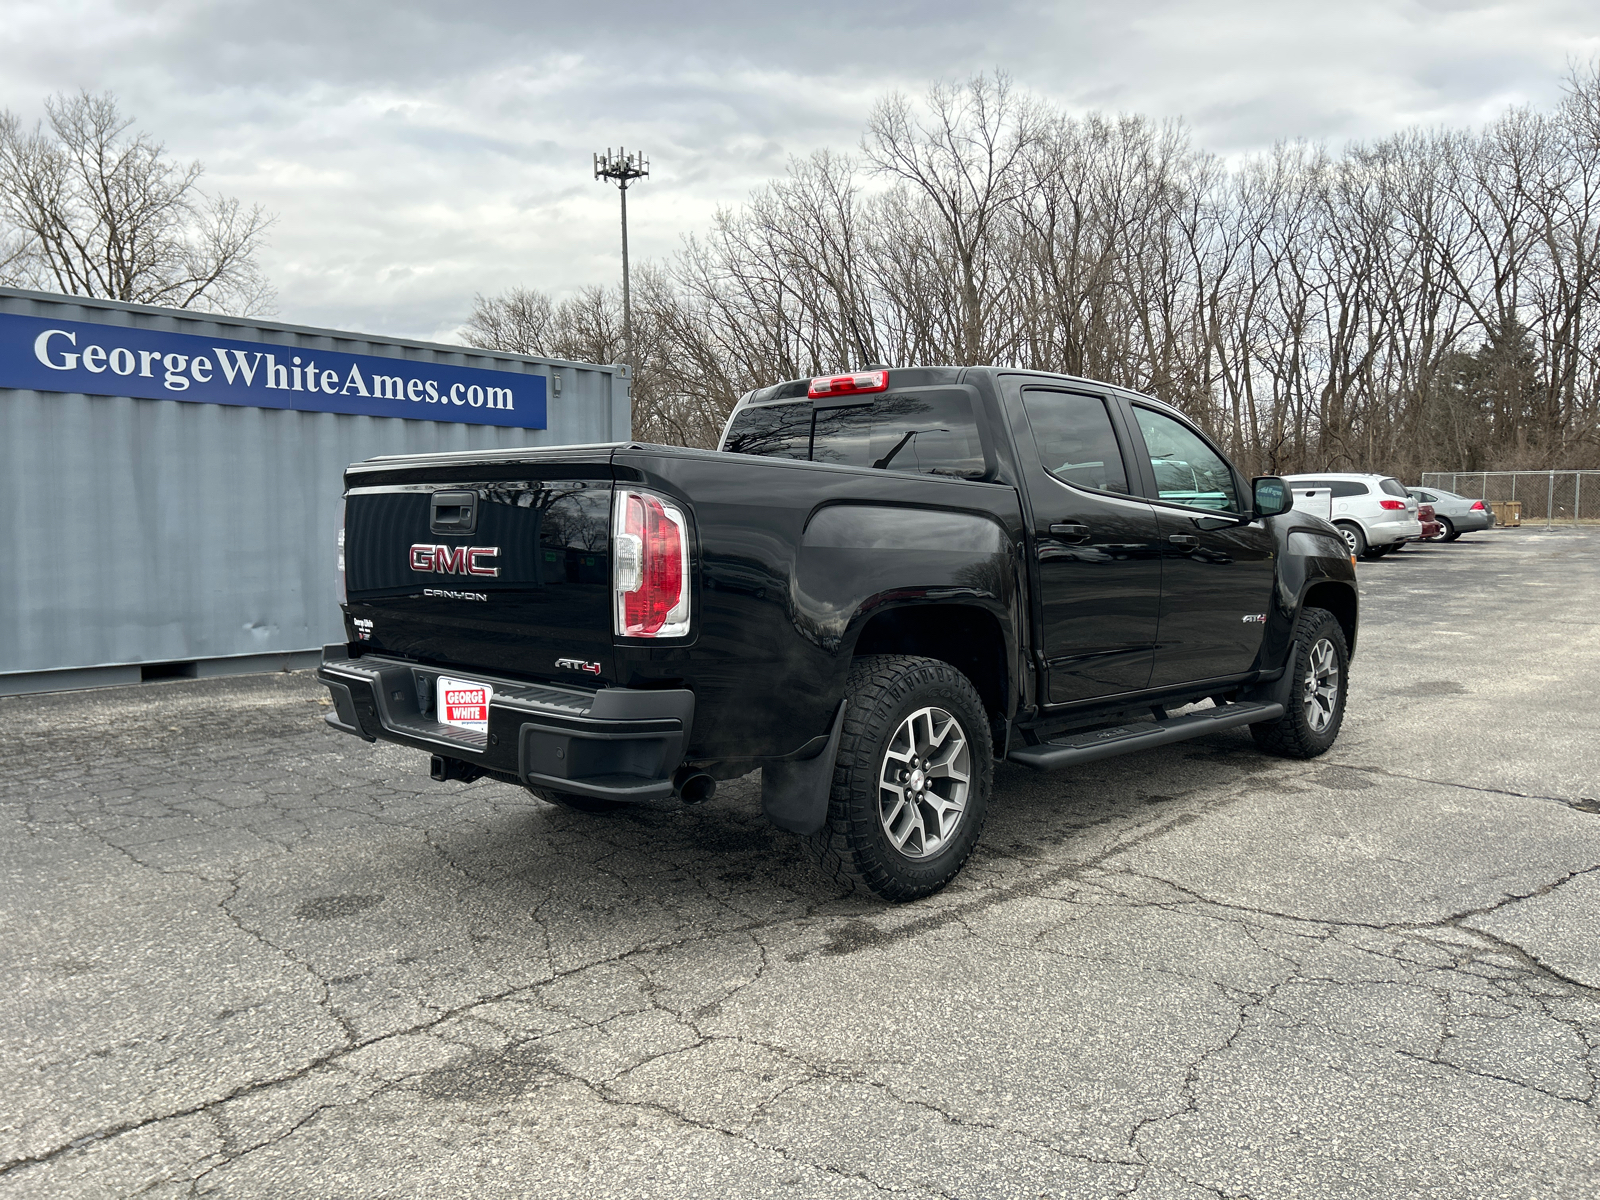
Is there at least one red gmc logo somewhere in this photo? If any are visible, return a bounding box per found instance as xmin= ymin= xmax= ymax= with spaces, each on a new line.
xmin=410 ymin=544 xmax=501 ymax=577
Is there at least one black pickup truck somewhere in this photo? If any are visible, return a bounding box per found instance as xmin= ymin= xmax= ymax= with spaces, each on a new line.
xmin=319 ymin=366 xmax=1357 ymax=900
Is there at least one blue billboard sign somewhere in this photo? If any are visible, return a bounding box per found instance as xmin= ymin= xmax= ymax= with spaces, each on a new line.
xmin=0 ymin=311 xmax=547 ymax=428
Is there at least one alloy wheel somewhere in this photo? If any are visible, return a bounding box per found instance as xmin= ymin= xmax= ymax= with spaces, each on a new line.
xmin=1303 ymin=638 xmax=1340 ymax=733
xmin=878 ymin=706 xmax=971 ymax=860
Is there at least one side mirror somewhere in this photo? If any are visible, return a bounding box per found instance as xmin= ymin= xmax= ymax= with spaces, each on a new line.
xmin=1253 ymin=476 xmax=1293 ymax=518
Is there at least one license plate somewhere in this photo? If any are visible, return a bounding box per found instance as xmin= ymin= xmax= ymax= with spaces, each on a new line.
xmin=437 ymin=676 xmax=493 ymax=733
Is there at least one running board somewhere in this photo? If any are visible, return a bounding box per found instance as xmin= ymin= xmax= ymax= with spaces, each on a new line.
xmin=1007 ymin=701 xmax=1285 ymax=771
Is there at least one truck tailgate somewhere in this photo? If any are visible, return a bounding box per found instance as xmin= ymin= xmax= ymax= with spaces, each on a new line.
xmin=342 ymin=459 xmax=616 ymax=684
xmin=1291 ymin=488 xmax=1332 ymax=520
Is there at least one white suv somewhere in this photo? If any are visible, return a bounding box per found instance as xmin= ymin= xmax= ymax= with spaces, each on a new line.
xmin=1281 ymin=473 xmax=1422 ymax=558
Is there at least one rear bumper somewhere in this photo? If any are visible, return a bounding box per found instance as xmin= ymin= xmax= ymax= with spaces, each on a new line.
xmin=1367 ymin=517 xmax=1422 ymax=545
xmin=316 ymin=646 xmax=694 ymax=802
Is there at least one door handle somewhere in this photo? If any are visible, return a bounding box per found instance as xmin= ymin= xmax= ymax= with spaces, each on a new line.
xmin=1049 ymin=523 xmax=1091 ymax=543
xmin=1168 ymin=534 xmax=1200 ymax=547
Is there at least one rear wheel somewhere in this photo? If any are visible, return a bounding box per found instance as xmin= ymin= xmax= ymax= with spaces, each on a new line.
xmin=1437 ymin=517 xmax=1457 ymax=542
xmin=1336 ymin=522 xmax=1367 ymax=558
xmin=806 ymin=655 xmax=992 ymax=902
xmin=1365 ymin=544 xmax=1389 ymax=558
xmin=1251 ymin=608 xmax=1348 ymax=759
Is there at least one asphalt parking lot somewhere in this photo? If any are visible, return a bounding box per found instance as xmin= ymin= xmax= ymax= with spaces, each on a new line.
xmin=4 ymin=527 xmax=1599 ymax=1199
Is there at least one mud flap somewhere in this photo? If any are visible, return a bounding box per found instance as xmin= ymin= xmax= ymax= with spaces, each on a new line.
xmin=760 ymin=700 xmax=847 ymax=836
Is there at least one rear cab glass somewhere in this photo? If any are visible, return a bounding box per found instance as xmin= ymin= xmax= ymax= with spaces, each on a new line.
xmin=812 ymin=390 xmax=984 ymax=477
xmin=721 ymin=401 xmax=810 ymax=459
xmin=722 ymin=389 xmax=988 ymax=479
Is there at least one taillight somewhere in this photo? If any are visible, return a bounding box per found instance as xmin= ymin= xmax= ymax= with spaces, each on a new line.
xmin=1470 ymin=500 xmax=1487 ymax=511
xmin=613 ymin=489 xmax=690 ymax=638
xmin=808 ymin=370 xmax=888 ymax=398
xmin=336 ymin=497 xmax=347 ymax=605
xmin=1378 ymin=499 xmax=1406 ymax=510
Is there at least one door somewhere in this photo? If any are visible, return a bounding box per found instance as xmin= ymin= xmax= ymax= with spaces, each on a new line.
xmin=1010 ymin=387 xmax=1164 ymax=705
xmin=1123 ymin=403 xmax=1276 ymax=687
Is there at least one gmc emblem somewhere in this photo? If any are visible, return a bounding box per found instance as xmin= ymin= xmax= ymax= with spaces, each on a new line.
xmin=410 ymin=543 xmax=500 ymax=577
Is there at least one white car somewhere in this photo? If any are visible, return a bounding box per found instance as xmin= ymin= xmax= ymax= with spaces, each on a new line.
xmin=1281 ymin=473 xmax=1423 ymax=558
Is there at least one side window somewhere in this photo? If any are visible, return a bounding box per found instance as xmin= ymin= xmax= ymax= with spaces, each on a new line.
xmin=1018 ymin=390 xmax=1128 ymax=493
xmin=1131 ymin=407 xmax=1240 ymax=512
xmin=1329 ymin=481 xmax=1367 ymax=498
xmin=809 ymin=390 xmax=986 ymax=478
xmin=722 ymin=402 xmax=811 ymax=459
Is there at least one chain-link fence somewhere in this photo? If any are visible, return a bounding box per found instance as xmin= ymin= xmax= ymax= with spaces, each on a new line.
xmin=1419 ymin=471 xmax=1600 ymax=526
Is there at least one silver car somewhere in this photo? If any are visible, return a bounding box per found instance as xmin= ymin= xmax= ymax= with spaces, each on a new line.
xmin=1406 ymin=487 xmax=1495 ymax=541
xmin=1281 ymin=472 xmax=1423 ymax=558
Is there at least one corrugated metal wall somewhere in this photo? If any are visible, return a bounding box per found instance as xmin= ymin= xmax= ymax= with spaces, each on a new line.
xmin=0 ymin=288 xmax=629 ymax=687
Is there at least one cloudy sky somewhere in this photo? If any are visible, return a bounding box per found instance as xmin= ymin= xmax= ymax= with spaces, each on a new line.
xmin=1 ymin=0 xmax=1595 ymax=343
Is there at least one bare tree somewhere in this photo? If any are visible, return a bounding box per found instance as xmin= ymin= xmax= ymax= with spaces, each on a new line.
xmin=864 ymin=74 xmax=1042 ymax=364
xmin=462 ymin=267 xmax=733 ymax=448
xmin=461 ymin=286 xmax=556 ymax=355
xmin=0 ymin=91 xmax=275 ymax=314
xmin=468 ymin=62 xmax=1600 ymax=472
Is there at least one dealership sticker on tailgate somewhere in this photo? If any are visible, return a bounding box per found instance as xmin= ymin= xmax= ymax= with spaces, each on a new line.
xmin=437 ymin=676 xmax=493 ymax=733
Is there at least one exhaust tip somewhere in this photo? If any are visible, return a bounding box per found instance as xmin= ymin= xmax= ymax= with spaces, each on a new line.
xmin=678 ymin=772 xmax=717 ymax=804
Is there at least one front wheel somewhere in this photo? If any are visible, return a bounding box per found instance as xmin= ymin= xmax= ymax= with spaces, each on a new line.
xmin=1251 ymin=608 xmax=1349 ymax=759
xmin=806 ymin=655 xmax=992 ymax=902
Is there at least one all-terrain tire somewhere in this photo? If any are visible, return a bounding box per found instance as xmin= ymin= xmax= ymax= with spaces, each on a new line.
xmin=805 ymin=655 xmax=993 ymax=902
xmin=1250 ymin=608 xmax=1349 ymax=759
xmin=1336 ymin=522 xmax=1367 ymax=558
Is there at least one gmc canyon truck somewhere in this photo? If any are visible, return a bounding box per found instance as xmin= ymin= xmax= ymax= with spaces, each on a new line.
xmin=319 ymin=367 xmax=1357 ymax=901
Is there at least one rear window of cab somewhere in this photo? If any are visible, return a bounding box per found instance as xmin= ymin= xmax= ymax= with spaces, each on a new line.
xmin=722 ymin=392 xmax=986 ymax=479
xmin=720 ymin=401 xmax=811 ymax=459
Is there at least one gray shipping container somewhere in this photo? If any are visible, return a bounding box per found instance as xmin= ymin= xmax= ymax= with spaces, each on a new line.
xmin=0 ymin=287 xmax=629 ymax=695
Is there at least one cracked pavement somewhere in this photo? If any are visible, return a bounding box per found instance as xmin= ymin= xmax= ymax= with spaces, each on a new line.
xmin=3 ymin=527 xmax=1598 ymax=1198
